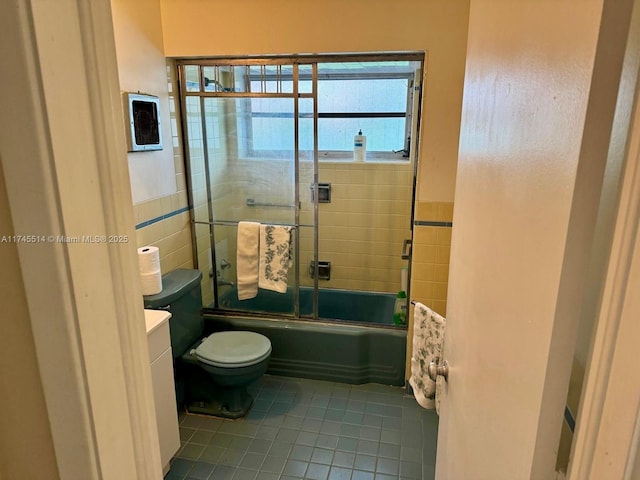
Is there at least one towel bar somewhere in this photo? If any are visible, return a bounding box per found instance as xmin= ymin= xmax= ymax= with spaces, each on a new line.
xmin=246 ymin=198 xmax=296 ymax=208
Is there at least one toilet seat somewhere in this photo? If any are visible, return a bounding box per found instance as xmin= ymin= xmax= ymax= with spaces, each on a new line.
xmin=195 ymin=331 xmax=271 ymax=368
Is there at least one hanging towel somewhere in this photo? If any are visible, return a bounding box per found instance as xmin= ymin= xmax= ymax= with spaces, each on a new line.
xmin=236 ymin=221 xmax=260 ymax=300
xmin=258 ymin=224 xmax=293 ymax=293
xmin=409 ymin=302 xmax=446 ymax=411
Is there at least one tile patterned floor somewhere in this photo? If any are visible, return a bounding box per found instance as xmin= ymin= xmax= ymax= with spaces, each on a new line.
xmin=165 ymin=375 xmax=438 ymax=480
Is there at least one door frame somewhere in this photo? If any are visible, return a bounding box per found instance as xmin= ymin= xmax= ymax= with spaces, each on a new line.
xmin=569 ymin=8 xmax=640 ymax=473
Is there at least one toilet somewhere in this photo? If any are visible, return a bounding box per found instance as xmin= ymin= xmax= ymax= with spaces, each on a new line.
xmin=143 ymin=268 xmax=271 ymax=419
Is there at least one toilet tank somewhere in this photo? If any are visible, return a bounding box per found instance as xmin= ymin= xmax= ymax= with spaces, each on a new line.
xmin=143 ymin=269 xmax=203 ymax=358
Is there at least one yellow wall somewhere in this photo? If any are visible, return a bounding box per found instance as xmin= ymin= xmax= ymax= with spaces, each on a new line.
xmin=111 ymin=0 xmax=193 ymax=274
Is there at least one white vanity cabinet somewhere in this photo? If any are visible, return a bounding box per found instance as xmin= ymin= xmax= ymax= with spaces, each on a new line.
xmin=144 ymin=309 xmax=180 ymax=475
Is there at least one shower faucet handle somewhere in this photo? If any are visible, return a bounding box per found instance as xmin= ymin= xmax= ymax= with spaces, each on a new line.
xmin=220 ymin=259 xmax=232 ymax=269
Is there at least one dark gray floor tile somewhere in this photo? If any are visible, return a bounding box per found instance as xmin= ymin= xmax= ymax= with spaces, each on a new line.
xmin=374 ymin=473 xmax=399 ymax=480
xmin=336 ymin=437 xmax=358 ymax=452
xmin=199 ymin=445 xmax=225 ymax=464
xmin=422 ymin=461 xmax=436 ymax=480
xmin=177 ymin=443 xmax=205 ymax=460
xmin=174 ymin=377 xmax=438 ymax=480
xmin=342 ymin=412 xmax=365 ymax=425
xmin=399 ymin=460 xmax=421 ymax=479
xmin=347 ymin=399 xmax=366 ymax=412
xmin=376 ymin=457 xmax=399 ymax=475
xmin=283 ymin=415 xmax=304 ymax=429
xmin=359 ymin=426 xmax=381 ymax=441
xmin=324 ymin=409 xmax=345 ymax=422
xmin=400 ymin=446 xmax=421 ymax=463
xmin=190 ymin=430 xmax=214 ymax=445
xmin=302 ymin=418 xmax=323 ymax=432
xmin=255 ymin=425 xmax=279 ymax=441
xmin=268 ymin=441 xmax=292 ymax=458
xmin=297 ymin=431 xmax=318 ymax=446
xmin=169 ymin=458 xmax=194 ymax=476
xmin=198 ymin=417 xmax=223 ymax=432
xmin=362 ymin=414 xmax=383 ymax=428
xmin=328 ymin=466 xmax=352 ymax=480
xmin=247 ymin=438 xmax=271 ymax=455
xmin=382 ymin=406 xmax=402 ymax=418
xmin=219 ymin=448 xmax=245 ymax=467
xmin=290 ymin=444 xmax=314 ymax=462
xmin=254 ymin=472 xmax=279 ymax=480
xmin=180 ymin=415 xmax=204 ymax=429
xmin=332 ymin=450 xmax=355 ymax=468
xmin=262 ymin=415 xmax=285 ymax=428
xmin=220 ymin=421 xmax=259 ymax=437
xmin=212 ymin=465 xmax=236 ymax=480
xmin=229 ymin=435 xmax=253 ymax=451
xmin=305 ymin=462 xmax=330 ymax=480
xmin=351 ymin=470 xmax=374 ymax=480
xmin=378 ymin=443 xmax=400 ymax=459
xmin=260 ymin=456 xmax=286 ymax=474
xmin=327 ymin=398 xmax=348 ymax=410
xmin=163 ymin=472 xmax=184 ymax=480
xmin=380 ymin=429 xmax=401 ymax=445
xmin=180 ymin=427 xmax=196 ymax=442
xmin=381 ymin=417 xmax=402 ymax=430
xmin=240 ymin=452 xmax=265 ymax=470
xmin=186 ymin=461 xmax=214 ymax=480
xmin=320 ymin=420 xmax=342 ymax=435
xmin=354 ymin=454 xmax=376 ymax=472
xmin=356 ymin=440 xmax=379 ymax=456
xmin=233 ymin=468 xmax=259 ymax=480
xmin=276 ymin=428 xmax=299 ymax=443
xmin=310 ymin=447 xmax=334 ymax=465
xmin=210 ymin=433 xmax=235 ymax=448
xmin=283 ymin=459 xmax=308 ymax=477
xmin=306 ymin=406 xmax=327 ymax=419
xmin=270 ymin=402 xmax=291 ymax=415
xmin=315 ymin=434 xmax=339 ymax=449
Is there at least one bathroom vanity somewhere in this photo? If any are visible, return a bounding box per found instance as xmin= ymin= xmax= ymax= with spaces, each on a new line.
xmin=144 ymin=309 xmax=180 ymax=475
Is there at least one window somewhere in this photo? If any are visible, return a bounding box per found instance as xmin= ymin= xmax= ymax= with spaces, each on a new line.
xmin=247 ymin=61 xmax=417 ymax=160
xmin=179 ymin=55 xmax=423 ymax=162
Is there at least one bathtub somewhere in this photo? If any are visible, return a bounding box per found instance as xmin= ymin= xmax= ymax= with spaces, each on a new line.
xmin=217 ymin=286 xmax=399 ymax=325
xmin=204 ymin=287 xmax=407 ymax=386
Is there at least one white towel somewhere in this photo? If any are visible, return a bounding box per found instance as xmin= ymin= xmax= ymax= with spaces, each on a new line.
xmin=236 ymin=221 xmax=260 ymax=300
xmin=258 ymin=224 xmax=293 ymax=293
xmin=409 ymin=302 xmax=446 ymax=411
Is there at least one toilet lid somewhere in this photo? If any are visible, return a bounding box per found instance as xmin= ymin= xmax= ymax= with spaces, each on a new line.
xmin=195 ymin=331 xmax=271 ymax=368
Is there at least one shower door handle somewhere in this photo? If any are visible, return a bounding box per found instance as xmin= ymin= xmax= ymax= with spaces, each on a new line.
xmin=401 ymin=239 xmax=412 ymax=260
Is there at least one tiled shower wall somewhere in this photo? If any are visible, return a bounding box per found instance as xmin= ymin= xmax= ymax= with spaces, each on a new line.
xmin=410 ymin=201 xmax=453 ymax=317
xmin=301 ymin=162 xmax=413 ymax=293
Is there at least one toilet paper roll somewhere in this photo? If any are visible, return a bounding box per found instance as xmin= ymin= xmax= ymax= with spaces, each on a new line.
xmin=138 ymin=246 xmax=160 ymax=274
xmin=140 ymin=270 xmax=162 ymax=296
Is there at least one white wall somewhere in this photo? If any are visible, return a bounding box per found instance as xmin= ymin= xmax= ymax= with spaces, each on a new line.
xmin=112 ymin=0 xmax=176 ymax=204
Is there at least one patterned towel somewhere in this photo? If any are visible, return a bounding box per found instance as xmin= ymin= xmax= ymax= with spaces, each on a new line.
xmin=258 ymin=225 xmax=293 ymax=293
xmin=409 ymin=302 xmax=446 ymax=411
xmin=236 ymin=221 xmax=260 ymax=300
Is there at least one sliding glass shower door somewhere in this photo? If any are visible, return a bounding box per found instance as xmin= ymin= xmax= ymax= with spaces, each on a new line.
xmin=180 ymin=61 xmax=317 ymax=317
xmin=178 ymin=54 xmax=422 ymax=324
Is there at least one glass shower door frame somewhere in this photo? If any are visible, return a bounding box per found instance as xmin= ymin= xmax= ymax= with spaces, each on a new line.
xmin=178 ymin=58 xmax=320 ymax=319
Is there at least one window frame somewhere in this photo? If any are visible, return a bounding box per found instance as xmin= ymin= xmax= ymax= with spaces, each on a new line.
xmin=240 ymin=69 xmax=415 ymax=161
